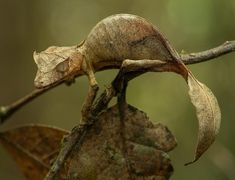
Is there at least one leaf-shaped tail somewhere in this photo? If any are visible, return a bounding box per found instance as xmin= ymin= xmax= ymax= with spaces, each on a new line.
xmin=172 ymin=59 xmax=221 ymax=165
xmin=185 ymin=73 xmax=221 ymax=165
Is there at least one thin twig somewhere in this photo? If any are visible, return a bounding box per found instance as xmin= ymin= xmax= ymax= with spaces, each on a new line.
xmin=0 ymin=82 xmax=63 ymax=124
xmin=1 ymin=40 xmax=235 ymax=125
xmin=181 ymin=40 xmax=235 ymax=64
xmin=44 ymin=124 xmax=88 ymax=180
xmin=0 ymin=88 xmax=48 ymax=124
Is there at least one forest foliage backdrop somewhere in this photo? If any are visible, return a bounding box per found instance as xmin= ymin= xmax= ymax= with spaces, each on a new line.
xmin=0 ymin=0 xmax=235 ymax=179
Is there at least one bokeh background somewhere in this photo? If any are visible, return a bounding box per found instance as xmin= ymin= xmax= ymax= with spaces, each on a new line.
xmin=0 ymin=0 xmax=235 ymax=179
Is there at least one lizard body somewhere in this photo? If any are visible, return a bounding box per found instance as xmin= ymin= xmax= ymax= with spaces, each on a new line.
xmin=34 ymin=14 xmax=181 ymax=88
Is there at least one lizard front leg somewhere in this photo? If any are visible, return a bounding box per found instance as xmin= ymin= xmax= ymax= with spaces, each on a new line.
xmin=81 ymin=60 xmax=99 ymax=124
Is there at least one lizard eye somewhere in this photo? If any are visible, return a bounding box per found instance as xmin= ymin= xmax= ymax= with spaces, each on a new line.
xmin=56 ymin=59 xmax=69 ymax=73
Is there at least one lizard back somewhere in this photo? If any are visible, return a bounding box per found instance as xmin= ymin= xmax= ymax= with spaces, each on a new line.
xmin=83 ymin=14 xmax=179 ymax=70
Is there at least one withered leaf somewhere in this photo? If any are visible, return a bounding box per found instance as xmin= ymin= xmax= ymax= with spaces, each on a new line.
xmin=186 ymin=73 xmax=221 ymax=165
xmin=0 ymin=124 xmax=68 ymax=180
xmin=64 ymin=104 xmax=176 ymax=179
xmin=0 ymin=105 xmax=177 ymax=180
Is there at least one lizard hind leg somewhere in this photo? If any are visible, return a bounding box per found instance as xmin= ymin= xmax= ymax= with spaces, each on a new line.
xmin=112 ymin=59 xmax=167 ymax=94
xmin=112 ymin=59 xmax=155 ymax=179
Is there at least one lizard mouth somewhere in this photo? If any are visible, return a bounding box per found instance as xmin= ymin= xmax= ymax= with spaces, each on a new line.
xmin=34 ymin=70 xmax=81 ymax=89
xmin=34 ymin=70 xmax=67 ymax=89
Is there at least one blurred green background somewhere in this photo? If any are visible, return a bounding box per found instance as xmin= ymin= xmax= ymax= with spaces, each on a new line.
xmin=0 ymin=0 xmax=235 ymax=179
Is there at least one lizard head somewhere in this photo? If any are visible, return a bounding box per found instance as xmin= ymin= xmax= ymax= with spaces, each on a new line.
xmin=33 ymin=46 xmax=84 ymax=88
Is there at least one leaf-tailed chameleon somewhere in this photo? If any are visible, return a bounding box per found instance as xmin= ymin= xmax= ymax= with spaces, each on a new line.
xmin=33 ymin=14 xmax=185 ymax=89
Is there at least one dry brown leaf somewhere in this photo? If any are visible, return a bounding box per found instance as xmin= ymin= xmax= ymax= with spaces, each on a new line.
xmin=64 ymin=104 xmax=176 ymax=179
xmin=0 ymin=105 xmax=176 ymax=180
xmin=186 ymin=73 xmax=221 ymax=165
xmin=0 ymin=124 xmax=68 ymax=180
